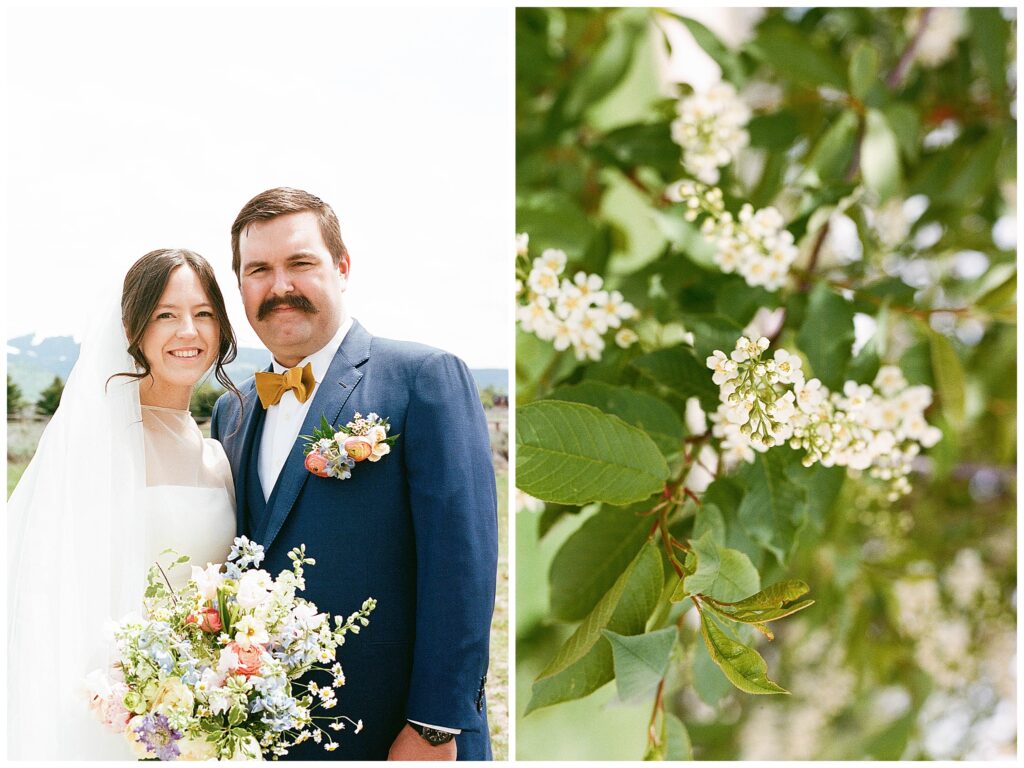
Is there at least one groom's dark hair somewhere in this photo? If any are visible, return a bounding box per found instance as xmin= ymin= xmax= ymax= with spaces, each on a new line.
xmin=230 ymin=187 xmax=349 ymax=282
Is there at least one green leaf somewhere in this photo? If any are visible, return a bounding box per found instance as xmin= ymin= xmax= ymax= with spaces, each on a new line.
xmin=548 ymin=382 xmax=685 ymax=458
xmin=927 ymin=328 xmax=966 ymax=428
xmin=517 ymin=191 xmax=596 ymax=261
xmin=538 ymin=543 xmax=662 ymax=680
xmin=598 ymin=122 xmax=679 ymax=179
xmin=631 ymin=345 xmax=719 ymax=413
xmin=527 ymin=543 xmax=664 ymax=713
xmin=939 ymin=131 xmax=1003 ymax=206
xmin=969 ymin=8 xmax=1008 ymax=104
xmin=861 ymin=109 xmax=902 ymax=202
xmin=848 ymin=42 xmax=879 ymax=101
xmin=717 ymin=579 xmax=809 ymax=610
xmin=548 ymin=502 xmax=653 ymax=622
xmin=693 ymin=502 xmax=726 ymax=546
xmin=976 ymin=270 xmax=1016 ymax=312
xmin=717 ymin=599 xmax=815 ymax=624
xmin=684 ymin=531 xmax=760 ymax=602
xmin=747 ymin=110 xmax=800 ymax=151
xmin=787 ymin=460 xmax=845 ymax=535
xmin=227 ymin=703 xmax=247 ymax=727
xmin=563 ymin=11 xmax=645 ymax=119
xmin=671 ymin=14 xmax=745 ymax=85
xmin=734 ymin=450 xmax=808 ymax=565
xmin=698 ymin=610 xmax=788 ymax=695
xmin=883 ymin=103 xmax=920 ymax=164
xmin=516 ymin=401 xmax=669 ymax=506
xmin=707 ymin=580 xmax=815 ymax=624
xmin=805 ymin=110 xmax=858 ymax=182
xmin=679 ymin=313 xmax=746 ymax=367
xmin=797 ymin=282 xmax=855 ymax=390
xmin=603 ymin=626 xmax=677 ymax=701
xmin=664 ymin=712 xmax=694 ymax=760
xmin=692 ymin=627 xmax=734 ymax=706
xmin=750 ymin=24 xmax=845 ymax=89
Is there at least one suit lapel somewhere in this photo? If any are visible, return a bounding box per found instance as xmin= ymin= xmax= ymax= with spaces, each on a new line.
xmin=261 ymin=321 xmax=373 ymax=552
xmin=234 ymin=371 xmax=268 ymax=537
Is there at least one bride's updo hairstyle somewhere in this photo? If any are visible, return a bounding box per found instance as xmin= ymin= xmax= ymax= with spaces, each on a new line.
xmin=112 ymin=248 xmax=241 ymax=405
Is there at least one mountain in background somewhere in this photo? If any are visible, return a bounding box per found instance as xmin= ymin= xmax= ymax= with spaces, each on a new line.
xmin=7 ymin=335 xmax=507 ymax=401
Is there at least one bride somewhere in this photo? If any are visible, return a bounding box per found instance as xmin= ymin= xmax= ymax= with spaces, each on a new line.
xmin=8 ymin=249 xmax=241 ymax=759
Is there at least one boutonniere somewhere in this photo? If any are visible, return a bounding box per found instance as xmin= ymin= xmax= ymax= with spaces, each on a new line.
xmin=301 ymin=412 xmax=400 ymax=480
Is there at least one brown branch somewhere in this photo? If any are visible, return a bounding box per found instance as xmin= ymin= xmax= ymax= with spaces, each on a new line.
xmin=887 ymin=8 xmax=934 ymax=90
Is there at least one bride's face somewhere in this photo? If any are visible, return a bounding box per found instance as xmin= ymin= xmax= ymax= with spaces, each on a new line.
xmin=140 ymin=266 xmax=220 ymax=392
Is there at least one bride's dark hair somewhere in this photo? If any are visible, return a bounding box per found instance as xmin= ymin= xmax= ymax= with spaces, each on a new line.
xmin=111 ymin=249 xmax=242 ymax=409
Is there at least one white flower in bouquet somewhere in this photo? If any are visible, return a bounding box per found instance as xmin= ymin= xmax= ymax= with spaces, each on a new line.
xmin=190 ymin=562 xmax=224 ymax=603
xmin=236 ymin=569 xmax=274 ymax=610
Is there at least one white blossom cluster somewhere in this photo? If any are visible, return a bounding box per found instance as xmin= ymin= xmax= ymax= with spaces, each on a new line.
xmin=671 ymin=82 xmax=750 ymax=184
xmin=515 ymin=234 xmax=638 ymax=361
xmin=707 ymin=335 xmax=941 ymax=499
xmin=676 ymin=181 xmax=798 ymax=291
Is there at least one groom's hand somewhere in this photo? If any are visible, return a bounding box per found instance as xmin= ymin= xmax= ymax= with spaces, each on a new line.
xmin=387 ymin=724 xmax=457 ymax=761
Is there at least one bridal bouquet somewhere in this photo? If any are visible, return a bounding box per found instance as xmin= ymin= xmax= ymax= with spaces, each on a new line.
xmin=85 ymin=537 xmax=376 ymax=760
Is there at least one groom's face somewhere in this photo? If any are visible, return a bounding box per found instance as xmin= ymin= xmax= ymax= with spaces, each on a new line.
xmin=238 ymin=211 xmax=349 ymax=367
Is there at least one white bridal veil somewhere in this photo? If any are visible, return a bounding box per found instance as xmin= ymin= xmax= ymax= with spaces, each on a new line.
xmin=7 ymin=295 xmax=150 ymax=759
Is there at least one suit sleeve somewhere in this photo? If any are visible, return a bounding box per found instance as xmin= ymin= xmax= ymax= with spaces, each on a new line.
xmin=403 ymin=352 xmax=498 ymax=731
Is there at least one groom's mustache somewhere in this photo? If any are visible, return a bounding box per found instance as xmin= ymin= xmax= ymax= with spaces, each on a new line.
xmin=257 ymin=294 xmax=319 ymax=320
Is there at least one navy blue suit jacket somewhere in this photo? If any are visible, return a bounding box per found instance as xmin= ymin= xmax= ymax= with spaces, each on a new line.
xmin=211 ymin=320 xmax=498 ymax=760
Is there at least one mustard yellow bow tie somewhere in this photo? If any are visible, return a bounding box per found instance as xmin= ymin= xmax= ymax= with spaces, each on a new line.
xmin=255 ymin=363 xmax=316 ymax=408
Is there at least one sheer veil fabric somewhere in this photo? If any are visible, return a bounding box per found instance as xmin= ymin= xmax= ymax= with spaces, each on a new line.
xmin=8 ymin=297 xmax=149 ymax=758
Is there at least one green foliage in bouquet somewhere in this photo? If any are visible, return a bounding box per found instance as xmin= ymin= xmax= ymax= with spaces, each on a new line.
xmin=515 ymin=7 xmax=1015 ymax=761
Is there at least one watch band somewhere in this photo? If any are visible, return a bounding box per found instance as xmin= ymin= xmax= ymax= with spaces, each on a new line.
xmin=409 ymin=722 xmax=455 ymax=746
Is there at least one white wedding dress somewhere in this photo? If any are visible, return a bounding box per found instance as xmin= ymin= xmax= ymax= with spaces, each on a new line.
xmin=141 ymin=405 xmax=237 ymax=591
xmin=7 ymin=299 xmax=237 ymax=760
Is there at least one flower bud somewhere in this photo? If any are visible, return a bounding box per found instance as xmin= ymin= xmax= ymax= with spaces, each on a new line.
xmin=343 ymin=437 xmax=374 ymax=462
xmin=304 ymin=451 xmax=330 ymax=477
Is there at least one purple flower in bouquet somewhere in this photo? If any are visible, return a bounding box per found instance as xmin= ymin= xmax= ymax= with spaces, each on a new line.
xmin=134 ymin=712 xmax=183 ymax=761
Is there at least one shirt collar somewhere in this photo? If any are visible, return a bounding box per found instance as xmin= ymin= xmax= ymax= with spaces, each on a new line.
xmin=271 ymin=315 xmax=353 ymax=381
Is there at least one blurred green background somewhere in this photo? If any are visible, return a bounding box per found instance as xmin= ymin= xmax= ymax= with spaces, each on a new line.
xmin=516 ymin=6 xmax=1015 ymax=760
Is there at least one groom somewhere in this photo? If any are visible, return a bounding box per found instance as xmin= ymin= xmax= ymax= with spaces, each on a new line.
xmin=211 ymin=188 xmax=498 ymax=761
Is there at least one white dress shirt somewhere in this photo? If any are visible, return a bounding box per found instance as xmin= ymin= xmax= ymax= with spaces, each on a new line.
xmin=258 ymin=317 xmax=352 ymax=500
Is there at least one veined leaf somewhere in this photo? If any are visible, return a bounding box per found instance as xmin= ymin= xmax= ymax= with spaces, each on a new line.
xmin=526 ymin=543 xmax=664 ymax=713
xmin=716 ymin=579 xmax=809 ymax=610
xmin=603 ymin=626 xmax=677 ymax=701
xmin=698 ymin=610 xmax=788 ymax=695
xmin=516 ymin=401 xmax=669 ymax=505
xmin=706 ymin=579 xmax=815 ymax=624
xmin=548 ymin=382 xmax=685 ymax=458
xmin=717 ymin=599 xmax=815 ymax=624
xmin=538 ymin=543 xmax=663 ymax=680
xmin=548 ymin=501 xmax=653 ymax=621
xmin=683 ymin=531 xmax=760 ymax=602
xmin=735 ymin=450 xmax=808 ymax=565
xmin=631 ymin=345 xmax=719 ymax=413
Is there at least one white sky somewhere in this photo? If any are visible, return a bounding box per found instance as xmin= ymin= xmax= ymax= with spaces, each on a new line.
xmin=4 ymin=6 xmax=512 ymax=368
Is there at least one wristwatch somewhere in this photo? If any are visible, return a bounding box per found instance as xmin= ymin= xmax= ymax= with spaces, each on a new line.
xmin=409 ymin=723 xmax=455 ymax=746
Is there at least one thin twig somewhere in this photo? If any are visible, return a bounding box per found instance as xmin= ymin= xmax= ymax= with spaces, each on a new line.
xmin=887 ymin=8 xmax=934 ymax=89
